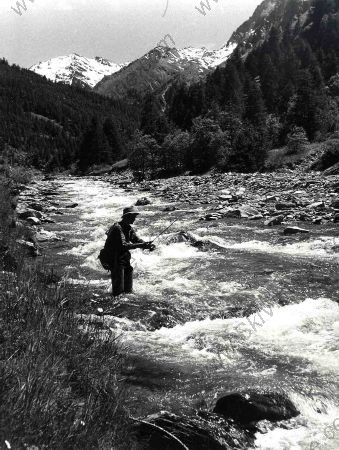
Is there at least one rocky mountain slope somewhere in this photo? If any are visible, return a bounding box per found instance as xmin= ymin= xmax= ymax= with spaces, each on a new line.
xmin=30 ymin=54 xmax=128 ymax=89
xmin=94 ymin=44 xmax=237 ymax=99
xmin=227 ymin=0 xmax=311 ymax=51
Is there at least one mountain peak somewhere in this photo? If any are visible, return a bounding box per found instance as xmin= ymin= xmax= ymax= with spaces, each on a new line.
xmin=30 ymin=54 xmax=128 ymax=88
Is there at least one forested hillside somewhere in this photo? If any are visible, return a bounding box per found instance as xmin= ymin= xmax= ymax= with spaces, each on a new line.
xmin=1 ymin=0 xmax=338 ymax=176
xmin=0 ymin=59 xmax=138 ymax=171
xmin=129 ymin=0 xmax=339 ymax=176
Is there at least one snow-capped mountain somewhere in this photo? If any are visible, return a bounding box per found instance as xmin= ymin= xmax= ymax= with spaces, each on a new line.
xmin=165 ymin=44 xmax=237 ymax=71
xmin=94 ymin=43 xmax=237 ymax=98
xmin=30 ymin=54 xmax=128 ymax=89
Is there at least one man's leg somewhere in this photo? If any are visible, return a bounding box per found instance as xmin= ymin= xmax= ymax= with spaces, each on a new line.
xmin=123 ymin=264 xmax=134 ymax=293
xmin=111 ymin=265 xmax=124 ymax=297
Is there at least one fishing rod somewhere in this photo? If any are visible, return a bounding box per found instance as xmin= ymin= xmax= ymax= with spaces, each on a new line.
xmin=150 ymin=217 xmax=179 ymax=245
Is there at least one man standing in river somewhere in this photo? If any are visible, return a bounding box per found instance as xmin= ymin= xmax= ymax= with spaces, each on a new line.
xmin=103 ymin=206 xmax=155 ymax=296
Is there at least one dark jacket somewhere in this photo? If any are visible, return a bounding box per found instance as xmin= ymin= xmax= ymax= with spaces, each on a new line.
xmin=104 ymin=222 xmax=144 ymax=268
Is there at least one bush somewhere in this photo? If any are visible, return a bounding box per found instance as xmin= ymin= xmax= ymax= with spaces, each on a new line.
xmin=286 ymin=126 xmax=309 ymax=155
xmin=312 ymin=138 xmax=339 ymax=170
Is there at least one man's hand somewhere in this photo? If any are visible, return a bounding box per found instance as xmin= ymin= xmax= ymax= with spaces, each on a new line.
xmin=142 ymin=242 xmax=156 ymax=251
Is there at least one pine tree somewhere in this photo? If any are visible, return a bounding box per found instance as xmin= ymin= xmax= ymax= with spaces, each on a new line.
xmin=243 ymin=76 xmax=266 ymax=126
xmin=103 ymin=117 xmax=123 ymax=161
xmin=286 ymin=126 xmax=309 ymax=154
xmin=78 ymin=117 xmax=111 ymax=172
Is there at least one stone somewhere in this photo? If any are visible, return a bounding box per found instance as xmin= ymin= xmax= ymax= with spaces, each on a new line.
xmin=330 ymin=199 xmax=339 ymax=209
xmin=283 ymin=226 xmax=309 ymax=235
xmin=17 ymin=209 xmax=42 ymax=220
xmin=163 ymin=206 xmax=176 ymax=212
xmin=249 ymin=214 xmax=263 ymax=220
xmin=29 ymin=202 xmax=44 ymax=212
xmin=213 ymin=391 xmax=299 ymax=424
xmin=41 ymin=218 xmax=56 ymax=224
xmin=26 ymin=217 xmax=41 ymax=225
xmin=264 ymin=215 xmax=284 ymax=226
xmin=205 ymin=213 xmax=222 ymax=221
xmin=308 ymin=201 xmax=325 ymax=209
xmin=275 ymin=202 xmax=296 ymax=210
xmin=135 ymin=197 xmax=151 ymax=206
xmin=16 ymin=239 xmax=39 ymax=257
xmin=334 ymin=214 xmax=339 ymax=223
xmin=224 ymin=209 xmax=241 ymax=219
xmin=323 ymin=162 xmax=339 ymax=176
xmin=239 ymin=205 xmax=261 ymax=219
xmin=65 ymin=203 xmax=79 ymax=209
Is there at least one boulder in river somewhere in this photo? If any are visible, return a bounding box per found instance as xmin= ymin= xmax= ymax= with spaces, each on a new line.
xmin=26 ymin=217 xmax=41 ymax=226
xmin=17 ymin=209 xmax=42 ymax=220
xmin=163 ymin=206 xmax=176 ymax=212
xmin=308 ymin=201 xmax=325 ymax=209
xmin=334 ymin=213 xmax=339 ymax=223
xmin=136 ymin=197 xmax=151 ymax=206
xmin=162 ymin=231 xmax=203 ymax=248
xmin=283 ymin=226 xmax=310 ymax=235
xmin=275 ymin=202 xmax=296 ymax=211
xmin=65 ymin=203 xmax=79 ymax=209
xmin=204 ymin=213 xmax=222 ymax=221
xmin=330 ymin=199 xmax=339 ymax=209
xmin=224 ymin=209 xmax=242 ymax=219
xmin=213 ymin=391 xmax=299 ymax=424
xmin=264 ymin=215 xmax=284 ymax=226
xmin=28 ymin=202 xmax=44 ymax=212
xmin=239 ymin=205 xmax=261 ymax=219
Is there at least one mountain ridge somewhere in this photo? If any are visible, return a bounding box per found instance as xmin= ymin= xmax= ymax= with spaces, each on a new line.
xmin=30 ymin=53 xmax=128 ymax=89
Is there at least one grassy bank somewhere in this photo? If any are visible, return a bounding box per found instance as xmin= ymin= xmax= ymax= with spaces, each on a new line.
xmin=0 ymin=166 xmax=135 ymax=449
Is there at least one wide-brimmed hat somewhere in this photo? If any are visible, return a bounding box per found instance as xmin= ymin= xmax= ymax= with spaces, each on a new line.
xmin=122 ymin=206 xmax=140 ymax=216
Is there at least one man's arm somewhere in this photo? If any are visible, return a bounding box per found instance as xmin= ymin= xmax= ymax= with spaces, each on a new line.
xmin=131 ymin=228 xmax=156 ymax=251
xmin=130 ymin=228 xmax=145 ymax=245
xmin=120 ymin=226 xmax=145 ymax=250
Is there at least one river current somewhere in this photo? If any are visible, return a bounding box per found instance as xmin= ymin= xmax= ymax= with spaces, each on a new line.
xmin=27 ymin=176 xmax=339 ymax=450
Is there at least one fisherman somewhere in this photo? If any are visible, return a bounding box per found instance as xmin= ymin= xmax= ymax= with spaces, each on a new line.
xmin=103 ymin=206 xmax=155 ymax=297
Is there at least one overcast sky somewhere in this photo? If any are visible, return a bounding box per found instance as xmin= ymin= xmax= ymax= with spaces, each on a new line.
xmin=1 ymin=0 xmax=262 ymax=68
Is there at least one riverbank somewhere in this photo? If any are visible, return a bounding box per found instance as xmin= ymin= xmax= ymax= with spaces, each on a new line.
xmin=104 ymin=170 xmax=339 ymax=227
xmin=0 ymin=169 xmax=135 ymax=449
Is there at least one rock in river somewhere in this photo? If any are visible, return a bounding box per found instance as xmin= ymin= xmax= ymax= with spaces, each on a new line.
xmin=136 ymin=197 xmax=151 ymax=206
xmin=275 ymin=202 xmax=296 ymax=211
xmin=17 ymin=209 xmax=42 ymax=220
xmin=213 ymin=391 xmax=299 ymax=424
xmin=26 ymin=217 xmax=41 ymax=226
xmin=264 ymin=215 xmax=284 ymax=226
xmin=283 ymin=226 xmax=310 ymax=235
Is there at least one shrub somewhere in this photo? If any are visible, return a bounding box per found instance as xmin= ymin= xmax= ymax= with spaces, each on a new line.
xmin=286 ymin=126 xmax=309 ymax=155
xmin=312 ymin=138 xmax=339 ymax=170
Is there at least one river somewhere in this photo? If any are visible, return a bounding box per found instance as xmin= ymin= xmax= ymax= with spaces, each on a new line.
xmin=23 ymin=176 xmax=339 ymax=450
